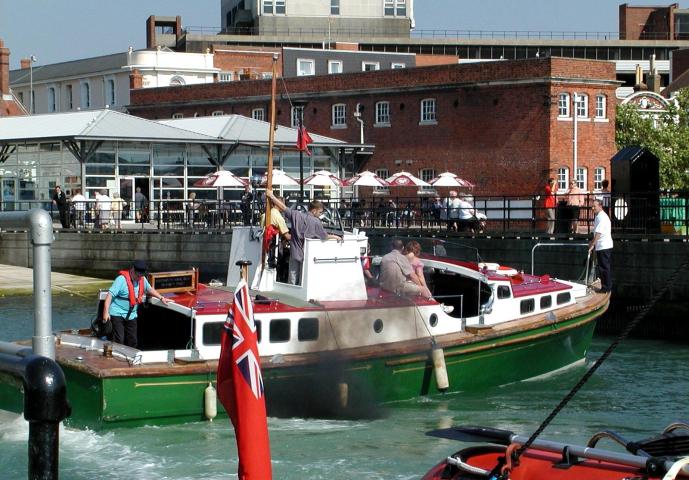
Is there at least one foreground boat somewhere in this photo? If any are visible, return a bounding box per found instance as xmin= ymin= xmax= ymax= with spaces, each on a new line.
xmin=423 ymin=424 xmax=689 ymax=479
xmin=0 ymin=227 xmax=609 ymax=429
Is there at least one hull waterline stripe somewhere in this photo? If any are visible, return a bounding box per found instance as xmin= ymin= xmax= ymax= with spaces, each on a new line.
xmin=134 ymin=380 xmax=215 ymax=388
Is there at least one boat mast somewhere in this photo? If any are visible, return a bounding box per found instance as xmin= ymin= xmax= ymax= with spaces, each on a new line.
xmin=260 ymin=54 xmax=279 ymax=269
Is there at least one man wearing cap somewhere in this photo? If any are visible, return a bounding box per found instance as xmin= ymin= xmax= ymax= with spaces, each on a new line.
xmin=102 ymin=260 xmax=170 ymax=348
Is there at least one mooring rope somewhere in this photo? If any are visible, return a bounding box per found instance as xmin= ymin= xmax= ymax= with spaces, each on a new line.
xmin=494 ymin=254 xmax=689 ymax=478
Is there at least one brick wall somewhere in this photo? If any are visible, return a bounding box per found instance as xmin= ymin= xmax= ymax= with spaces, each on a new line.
xmin=128 ymin=57 xmax=617 ymax=196
xmin=213 ymin=46 xmax=282 ymax=80
xmin=619 ymin=3 xmax=677 ymax=40
xmin=671 ymin=47 xmax=689 ymax=79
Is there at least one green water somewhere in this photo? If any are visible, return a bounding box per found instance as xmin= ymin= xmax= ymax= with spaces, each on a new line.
xmin=1 ymin=295 xmax=688 ymax=479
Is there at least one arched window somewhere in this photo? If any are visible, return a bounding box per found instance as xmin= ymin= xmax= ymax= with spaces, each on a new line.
xmin=557 ymin=167 xmax=569 ymax=191
xmin=575 ymin=167 xmax=587 ymax=190
xmin=558 ymin=93 xmax=570 ymax=117
xmin=48 ymin=87 xmax=56 ymax=112
xmin=595 ymin=95 xmax=606 ymax=119
xmin=80 ymin=82 xmax=91 ymax=108
xmin=169 ymin=76 xmax=186 ymax=86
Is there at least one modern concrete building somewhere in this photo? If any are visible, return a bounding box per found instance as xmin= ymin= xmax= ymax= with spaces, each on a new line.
xmin=9 ymin=48 xmax=219 ymax=115
xmin=220 ymin=0 xmax=414 ymax=36
xmin=149 ymin=3 xmax=689 ymax=99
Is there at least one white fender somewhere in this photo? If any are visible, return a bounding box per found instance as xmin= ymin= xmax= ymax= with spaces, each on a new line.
xmin=204 ymin=382 xmax=217 ymax=421
xmin=432 ymin=347 xmax=449 ymax=391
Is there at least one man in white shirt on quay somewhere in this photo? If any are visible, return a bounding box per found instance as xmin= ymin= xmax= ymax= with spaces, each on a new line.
xmin=588 ymin=198 xmax=613 ymax=293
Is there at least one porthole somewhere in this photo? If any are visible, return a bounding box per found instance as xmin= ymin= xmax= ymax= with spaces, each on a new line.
xmin=373 ymin=318 xmax=384 ymax=333
xmin=429 ymin=314 xmax=438 ymax=327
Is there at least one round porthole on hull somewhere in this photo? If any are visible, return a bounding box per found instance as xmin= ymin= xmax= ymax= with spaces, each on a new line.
xmin=373 ymin=319 xmax=383 ymax=333
xmin=429 ymin=313 xmax=438 ymax=327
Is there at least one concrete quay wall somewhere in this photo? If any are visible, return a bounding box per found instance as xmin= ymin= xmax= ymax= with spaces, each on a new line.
xmin=1 ymin=230 xmax=687 ymax=338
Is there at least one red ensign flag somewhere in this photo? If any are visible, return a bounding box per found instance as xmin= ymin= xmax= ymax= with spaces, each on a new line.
xmin=296 ymin=126 xmax=314 ymax=156
xmin=217 ymin=279 xmax=272 ymax=480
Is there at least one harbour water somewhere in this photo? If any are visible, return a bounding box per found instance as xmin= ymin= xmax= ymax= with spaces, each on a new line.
xmin=1 ymin=294 xmax=688 ymax=479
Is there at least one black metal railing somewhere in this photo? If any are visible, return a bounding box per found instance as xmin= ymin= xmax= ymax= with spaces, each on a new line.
xmin=1 ymin=192 xmax=687 ymax=237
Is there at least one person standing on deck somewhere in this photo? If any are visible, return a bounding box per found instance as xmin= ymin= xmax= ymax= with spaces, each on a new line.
xmin=265 ymin=191 xmax=340 ymax=285
xmin=102 ymin=260 xmax=170 ymax=348
xmin=588 ymin=199 xmax=613 ymax=293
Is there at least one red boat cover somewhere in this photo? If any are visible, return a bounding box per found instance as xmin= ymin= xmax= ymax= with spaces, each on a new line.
xmin=422 ymin=448 xmax=664 ymax=480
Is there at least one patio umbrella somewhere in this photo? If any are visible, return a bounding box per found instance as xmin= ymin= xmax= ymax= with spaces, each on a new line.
xmin=343 ymin=170 xmax=390 ymax=187
xmin=302 ymin=170 xmax=343 ymax=187
xmin=429 ymin=171 xmax=475 ymax=188
xmin=193 ymin=169 xmax=248 ymax=188
xmin=260 ymin=168 xmax=299 ymax=186
xmin=385 ymin=171 xmax=430 ymax=187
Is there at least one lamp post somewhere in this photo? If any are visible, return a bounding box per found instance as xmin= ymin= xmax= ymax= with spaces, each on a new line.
xmin=29 ymin=55 xmax=37 ymax=114
xmin=294 ymin=100 xmax=308 ymax=202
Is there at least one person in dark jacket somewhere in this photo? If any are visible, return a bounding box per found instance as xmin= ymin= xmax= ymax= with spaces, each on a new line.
xmin=52 ymin=185 xmax=69 ymax=228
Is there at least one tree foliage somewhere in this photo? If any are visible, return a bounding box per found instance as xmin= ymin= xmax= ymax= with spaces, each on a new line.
xmin=616 ymin=89 xmax=689 ymax=190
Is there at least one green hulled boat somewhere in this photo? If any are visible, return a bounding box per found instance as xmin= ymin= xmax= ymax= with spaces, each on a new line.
xmin=0 ymin=228 xmax=608 ymax=429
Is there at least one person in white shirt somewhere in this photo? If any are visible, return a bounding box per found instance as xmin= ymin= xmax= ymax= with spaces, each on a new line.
xmin=96 ymin=190 xmax=112 ymax=229
xmin=588 ymin=199 xmax=613 ymax=293
xmin=70 ymin=189 xmax=87 ymax=228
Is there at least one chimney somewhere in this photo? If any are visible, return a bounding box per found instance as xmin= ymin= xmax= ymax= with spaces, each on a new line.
xmin=20 ymin=57 xmax=31 ymax=69
xmin=646 ymin=54 xmax=662 ymax=93
xmin=0 ymin=39 xmax=9 ymax=96
xmin=129 ymin=68 xmax=143 ymax=90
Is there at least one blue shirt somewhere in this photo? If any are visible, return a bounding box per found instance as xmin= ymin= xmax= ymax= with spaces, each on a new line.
xmin=108 ymin=275 xmax=151 ymax=320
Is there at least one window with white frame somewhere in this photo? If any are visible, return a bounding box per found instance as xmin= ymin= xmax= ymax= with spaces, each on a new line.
xmin=375 ymin=101 xmax=390 ymax=125
xmin=172 ymin=113 xmax=184 ymax=119
xmin=328 ymin=60 xmax=343 ymax=74
xmin=384 ymin=0 xmax=406 ymax=16
xmin=169 ymin=76 xmax=185 ymax=86
xmin=375 ymin=168 xmax=390 ymax=192
xmin=362 ymin=61 xmax=380 ymax=71
xmin=80 ymin=81 xmax=91 ymax=108
xmin=291 ymin=105 xmax=304 ymax=128
xmin=595 ymin=95 xmax=606 ymax=119
xmin=263 ymin=0 xmax=285 ymax=14
xmin=575 ymin=94 xmax=588 ymax=118
xmin=575 ymin=167 xmax=587 ymax=190
xmin=594 ymin=167 xmax=605 ymax=190
xmin=331 ymin=0 xmax=340 ymax=15
xmin=557 ymin=167 xmax=569 ymax=191
xmin=219 ymin=71 xmax=233 ymax=82
xmin=65 ymin=85 xmax=73 ymax=110
xmin=252 ymin=108 xmax=265 ymax=121
xmin=48 ymin=87 xmax=56 ymax=112
xmin=558 ymin=93 xmax=570 ymax=117
xmin=212 ymin=111 xmax=224 ymax=116
xmin=420 ymin=98 xmax=437 ymax=123
xmin=106 ymin=78 xmax=116 ymax=106
xmin=297 ymin=59 xmax=315 ymax=77
xmin=261 ymin=72 xmax=273 ymax=79
xmin=391 ymin=62 xmax=406 ymax=69
xmin=332 ymin=104 xmax=346 ymax=127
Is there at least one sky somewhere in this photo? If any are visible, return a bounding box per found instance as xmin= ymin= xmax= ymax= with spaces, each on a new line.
xmin=0 ymin=0 xmax=685 ymax=69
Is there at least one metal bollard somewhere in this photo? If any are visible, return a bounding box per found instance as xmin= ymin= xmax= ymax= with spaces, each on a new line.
xmin=0 ymin=351 xmax=71 ymax=480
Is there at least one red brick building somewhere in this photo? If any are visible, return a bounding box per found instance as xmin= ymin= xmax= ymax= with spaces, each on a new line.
xmin=0 ymin=39 xmax=25 ymax=117
xmin=128 ymin=57 xmax=618 ymax=196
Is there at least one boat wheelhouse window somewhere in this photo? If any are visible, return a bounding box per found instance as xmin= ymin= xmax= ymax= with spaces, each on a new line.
xmin=520 ymin=299 xmax=535 ymax=315
xmin=298 ymin=318 xmax=319 ymax=341
xmin=270 ymin=319 xmax=291 ymax=343
xmin=540 ymin=295 xmax=552 ymax=309
xmin=202 ymin=320 xmax=262 ymax=346
xmin=497 ymin=285 xmax=511 ymax=299
xmin=202 ymin=322 xmax=223 ymax=346
xmin=557 ymin=292 xmax=571 ymax=305
xmin=428 ymin=270 xmax=493 ymax=318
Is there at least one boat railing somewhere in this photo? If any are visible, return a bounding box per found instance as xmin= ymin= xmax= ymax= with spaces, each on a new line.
xmin=531 ymin=243 xmax=591 ymax=283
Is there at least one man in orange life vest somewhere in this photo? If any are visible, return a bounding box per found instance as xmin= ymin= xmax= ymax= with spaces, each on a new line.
xmin=102 ymin=260 xmax=169 ymax=348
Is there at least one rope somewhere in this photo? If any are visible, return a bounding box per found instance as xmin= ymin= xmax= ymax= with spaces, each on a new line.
xmin=500 ymin=254 xmax=689 ymax=476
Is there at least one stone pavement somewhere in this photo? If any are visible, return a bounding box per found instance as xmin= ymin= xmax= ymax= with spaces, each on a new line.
xmin=0 ymin=264 xmax=111 ymax=296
